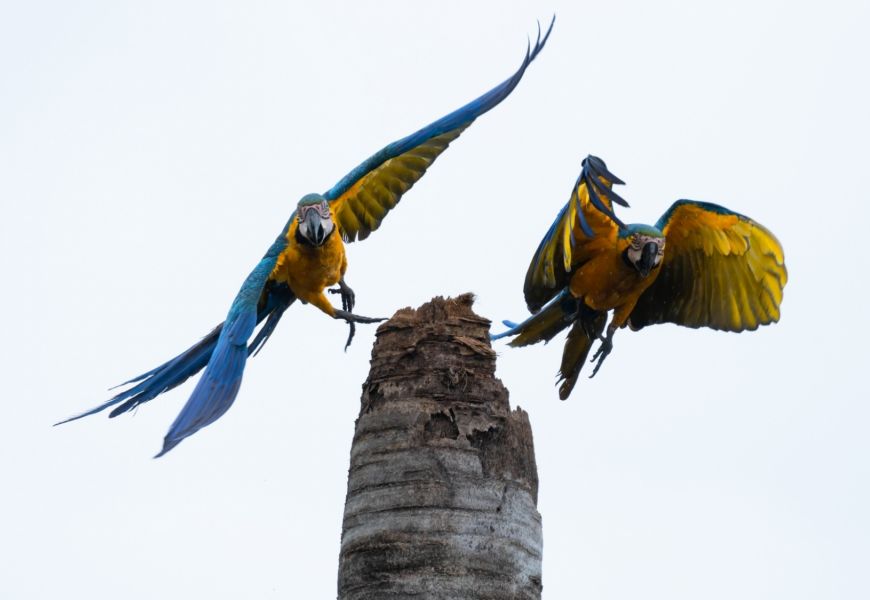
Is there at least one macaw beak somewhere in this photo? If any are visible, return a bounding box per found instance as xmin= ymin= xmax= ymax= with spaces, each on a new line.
xmin=301 ymin=210 xmax=328 ymax=246
xmin=637 ymin=242 xmax=659 ymax=278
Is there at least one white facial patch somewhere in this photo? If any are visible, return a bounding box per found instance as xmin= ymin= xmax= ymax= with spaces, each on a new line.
xmin=626 ymin=234 xmax=666 ymax=267
xmin=297 ymin=200 xmax=332 ymax=223
xmin=297 ymin=200 xmax=335 ymax=245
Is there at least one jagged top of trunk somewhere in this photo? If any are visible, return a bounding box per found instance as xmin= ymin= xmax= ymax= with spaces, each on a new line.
xmin=339 ymin=294 xmax=542 ymax=600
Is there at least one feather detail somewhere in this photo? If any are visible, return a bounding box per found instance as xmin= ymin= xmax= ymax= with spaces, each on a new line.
xmin=523 ymin=155 xmax=625 ymax=312
xmin=326 ymin=18 xmax=554 ymax=243
xmin=629 ymin=199 xmax=787 ymax=331
xmin=491 ymin=289 xmax=578 ymax=346
xmin=155 ymin=310 xmax=255 ymax=457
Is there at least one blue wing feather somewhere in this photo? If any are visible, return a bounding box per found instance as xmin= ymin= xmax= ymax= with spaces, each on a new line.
xmin=323 ymin=16 xmax=555 ymax=202
xmin=56 ymin=219 xmax=294 ymax=457
xmin=155 ymin=309 xmax=255 ymax=457
xmin=56 ymin=287 xmax=295 ymax=425
xmin=153 ymin=233 xmax=290 ymax=456
xmin=55 ymin=326 xmax=222 ymax=424
xmin=491 ymin=288 xmax=575 ymax=341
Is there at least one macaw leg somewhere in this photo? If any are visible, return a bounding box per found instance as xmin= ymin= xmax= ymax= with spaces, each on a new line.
xmin=333 ymin=309 xmax=385 ymax=351
xmin=306 ymin=291 xmax=386 ymax=350
xmin=589 ymin=306 xmax=634 ymax=378
xmin=328 ymin=277 xmax=355 ymax=313
xmin=589 ymin=324 xmax=616 ymax=378
xmin=328 ymin=278 xmax=378 ymax=349
xmin=578 ymin=302 xmax=602 ymax=341
xmin=332 ymin=309 xmax=384 ymax=324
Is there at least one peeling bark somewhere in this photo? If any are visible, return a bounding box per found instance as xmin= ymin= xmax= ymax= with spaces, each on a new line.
xmin=338 ymin=294 xmax=542 ymax=599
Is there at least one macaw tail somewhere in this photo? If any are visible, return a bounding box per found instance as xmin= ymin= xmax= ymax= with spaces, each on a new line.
xmin=54 ymin=325 xmax=224 ymax=425
xmin=155 ymin=310 xmax=253 ymax=457
xmin=557 ymin=311 xmax=607 ymax=400
xmin=491 ymin=288 xmax=606 ymax=399
xmin=490 ymin=288 xmax=580 ymax=347
xmin=55 ymin=284 xmax=295 ymax=427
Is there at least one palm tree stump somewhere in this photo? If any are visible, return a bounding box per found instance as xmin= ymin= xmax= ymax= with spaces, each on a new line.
xmin=338 ymin=294 xmax=542 ymax=599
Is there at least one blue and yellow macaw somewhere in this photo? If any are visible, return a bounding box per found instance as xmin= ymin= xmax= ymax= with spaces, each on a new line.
xmin=57 ymin=21 xmax=554 ymax=456
xmin=493 ymin=155 xmax=787 ymax=399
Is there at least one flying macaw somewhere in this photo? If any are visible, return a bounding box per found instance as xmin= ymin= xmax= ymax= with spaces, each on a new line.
xmin=492 ymin=155 xmax=787 ymax=399
xmin=57 ymin=20 xmax=554 ymax=456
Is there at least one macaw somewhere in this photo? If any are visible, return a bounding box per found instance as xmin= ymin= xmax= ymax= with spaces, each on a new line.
xmin=492 ymin=155 xmax=787 ymax=399
xmin=57 ymin=20 xmax=554 ymax=456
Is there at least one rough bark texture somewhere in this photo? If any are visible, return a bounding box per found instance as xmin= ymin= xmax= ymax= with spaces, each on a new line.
xmin=338 ymin=294 xmax=542 ymax=600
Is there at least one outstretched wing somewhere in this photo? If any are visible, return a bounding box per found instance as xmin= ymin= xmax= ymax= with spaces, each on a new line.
xmin=154 ymin=219 xmax=293 ymax=457
xmin=324 ymin=18 xmax=554 ymax=243
xmin=523 ymin=155 xmax=628 ymax=312
xmin=628 ymin=200 xmax=787 ymax=332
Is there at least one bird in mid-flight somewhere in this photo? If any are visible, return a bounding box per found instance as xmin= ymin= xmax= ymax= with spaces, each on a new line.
xmin=57 ymin=20 xmax=554 ymax=456
xmin=492 ymin=155 xmax=787 ymax=399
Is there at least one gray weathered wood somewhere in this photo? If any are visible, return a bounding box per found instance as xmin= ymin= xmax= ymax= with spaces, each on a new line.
xmin=338 ymin=294 xmax=542 ymax=599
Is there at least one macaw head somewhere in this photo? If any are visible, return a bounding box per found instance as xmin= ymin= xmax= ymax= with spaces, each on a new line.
xmin=296 ymin=193 xmax=335 ymax=247
xmin=620 ymin=224 xmax=666 ymax=278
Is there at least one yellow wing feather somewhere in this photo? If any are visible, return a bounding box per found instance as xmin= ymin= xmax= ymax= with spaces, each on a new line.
xmin=629 ymin=200 xmax=787 ymax=332
xmin=524 ymin=169 xmax=622 ymax=312
xmin=330 ymin=128 xmax=466 ymax=243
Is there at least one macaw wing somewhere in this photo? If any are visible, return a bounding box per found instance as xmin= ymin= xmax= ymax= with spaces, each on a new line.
xmin=155 ymin=219 xmax=293 ymax=457
xmin=628 ymin=200 xmax=787 ymax=332
xmin=523 ymin=155 xmax=628 ymax=312
xmin=323 ymin=18 xmax=554 ymax=243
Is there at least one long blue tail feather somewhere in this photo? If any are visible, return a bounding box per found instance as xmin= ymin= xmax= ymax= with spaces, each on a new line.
xmin=54 ymin=326 xmax=223 ymax=425
xmin=490 ymin=288 xmax=578 ymax=345
xmin=155 ymin=305 xmax=258 ymax=457
xmin=55 ymin=286 xmax=295 ymax=427
xmin=107 ymin=328 xmax=220 ymax=418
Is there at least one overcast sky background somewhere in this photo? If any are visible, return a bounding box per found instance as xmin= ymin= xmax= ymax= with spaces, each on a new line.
xmin=2 ymin=1 xmax=868 ymax=598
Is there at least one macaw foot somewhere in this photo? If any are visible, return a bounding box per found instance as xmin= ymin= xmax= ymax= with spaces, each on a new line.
xmin=589 ymin=331 xmax=614 ymax=378
xmin=328 ymin=278 xmax=356 ymax=313
xmin=333 ymin=309 xmax=386 ymax=351
xmin=334 ymin=310 xmax=384 ymax=324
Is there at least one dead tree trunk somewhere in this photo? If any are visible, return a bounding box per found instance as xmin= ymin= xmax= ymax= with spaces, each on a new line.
xmin=337 ymin=294 xmax=542 ymax=599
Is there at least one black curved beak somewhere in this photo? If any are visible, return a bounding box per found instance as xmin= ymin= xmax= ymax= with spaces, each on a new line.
xmin=303 ymin=210 xmax=326 ymax=246
xmin=637 ymin=242 xmax=659 ymax=278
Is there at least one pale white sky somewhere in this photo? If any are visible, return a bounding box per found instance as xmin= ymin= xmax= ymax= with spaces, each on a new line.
xmin=2 ymin=1 xmax=868 ymax=598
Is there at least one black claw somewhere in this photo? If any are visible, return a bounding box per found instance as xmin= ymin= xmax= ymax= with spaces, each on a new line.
xmin=328 ymin=286 xmax=352 ymax=311
xmin=335 ymin=310 xmax=387 ymax=323
xmin=589 ymin=333 xmax=614 ymax=378
xmin=344 ymin=322 xmax=356 ymax=352
xmin=333 ymin=309 xmax=385 ymax=350
xmin=331 ymin=279 xmax=360 ymax=347
xmin=334 ymin=309 xmax=385 ymax=325
xmin=337 ymin=279 xmax=356 ymax=313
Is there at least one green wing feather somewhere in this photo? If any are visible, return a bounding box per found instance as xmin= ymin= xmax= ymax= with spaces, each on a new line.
xmin=629 ymin=200 xmax=787 ymax=332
